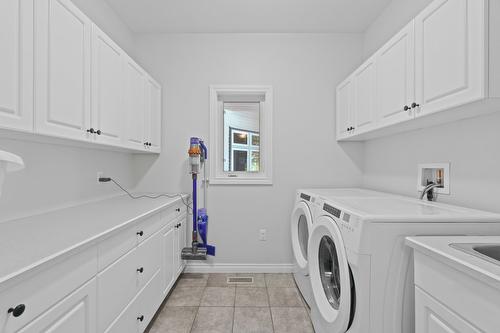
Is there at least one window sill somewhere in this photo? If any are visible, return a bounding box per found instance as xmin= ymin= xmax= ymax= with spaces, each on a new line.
xmin=209 ymin=177 xmax=273 ymax=185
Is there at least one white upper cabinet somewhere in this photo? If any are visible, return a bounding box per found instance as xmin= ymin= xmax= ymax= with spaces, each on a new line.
xmin=414 ymin=0 xmax=486 ymax=117
xmin=144 ymin=76 xmax=162 ymax=153
xmin=91 ymin=25 xmax=124 ymax=146
xmin=376 ymin=22 xmax=415 ymax=127
xmin=337 ymin=0 xmax=498 ymax=141
xmin=336 ymin=77 xmax=354 ymax=140
xmin=0 ymin=0 xmax=34 ymax=132
xmin=34 ymin=0 xmax=91 ymax=141
xmin=353 ymin=58 xmax=376 ymax=134
xmin=123 ymin=56 xmax=147 ymax=150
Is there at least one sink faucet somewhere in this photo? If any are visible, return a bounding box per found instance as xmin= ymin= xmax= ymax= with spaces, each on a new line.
xmin=419 ymin=182 xmax=441 ymax=201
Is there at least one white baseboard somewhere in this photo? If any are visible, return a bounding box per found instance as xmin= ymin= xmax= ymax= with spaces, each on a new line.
xmin=184 ymin=263 xmax=294 ymax=274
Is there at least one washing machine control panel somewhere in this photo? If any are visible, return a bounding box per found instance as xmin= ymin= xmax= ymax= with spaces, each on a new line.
xmin=322 ymin=203 xmax=341 ymax=218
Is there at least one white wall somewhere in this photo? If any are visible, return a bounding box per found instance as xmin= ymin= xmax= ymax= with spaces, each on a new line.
xmin=361 ymin=0 xmax=500 ymax=213
xmin=0 ymin=0 xmax=138 ymax=222
xmin=132 ymin=33 xmax=365 ymax=267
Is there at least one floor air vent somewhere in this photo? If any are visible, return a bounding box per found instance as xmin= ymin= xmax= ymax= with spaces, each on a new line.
xmin=227 ymin=276 xmax=254 ymax=285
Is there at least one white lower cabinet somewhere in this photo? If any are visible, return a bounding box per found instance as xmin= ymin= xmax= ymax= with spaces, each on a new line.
xmin=0 ymin=202 xmax=187 ymax=333
xmin=18 ymin=278 xmax=97 ymax=333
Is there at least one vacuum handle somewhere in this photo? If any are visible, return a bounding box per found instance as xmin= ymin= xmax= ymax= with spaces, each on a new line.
xmin=199 ymin=140 xmax=208 ymax=160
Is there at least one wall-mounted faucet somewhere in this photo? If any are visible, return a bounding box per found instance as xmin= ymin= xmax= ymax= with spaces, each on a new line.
xmin=419 ymin=182 xmax=441 ymax=201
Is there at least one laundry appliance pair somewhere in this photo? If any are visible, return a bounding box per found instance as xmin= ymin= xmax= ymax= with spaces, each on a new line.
xmin=291 ymin=188 xmax=500 ymax=333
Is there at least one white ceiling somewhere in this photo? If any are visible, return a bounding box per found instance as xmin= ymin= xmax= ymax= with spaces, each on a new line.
xmin=104 ymin=0 xmax=392 ymax=33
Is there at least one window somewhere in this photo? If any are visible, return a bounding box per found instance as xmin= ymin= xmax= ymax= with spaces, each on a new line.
xmin=210 ymin=85 xmax=273 ymax=184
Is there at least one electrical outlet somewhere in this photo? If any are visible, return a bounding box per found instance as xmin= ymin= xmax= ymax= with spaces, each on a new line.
xmin=97 ymin=171 xmax=104 ymax=184
xmin=259 ymin=229 xmax=267 ymax=241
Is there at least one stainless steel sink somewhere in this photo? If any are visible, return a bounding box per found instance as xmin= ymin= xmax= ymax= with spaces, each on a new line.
xmin=450 ymin=243 xmax=500 ymax=266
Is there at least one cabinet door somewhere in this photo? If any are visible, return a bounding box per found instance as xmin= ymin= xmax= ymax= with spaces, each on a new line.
xmin=162 ymin=225 xmax=175 ymax=295
xmin=34 ymin=0 xmax=91 ymax=141
xmin=144 ymin=77 xmax=162 ymax=153
xmin=123 ymin=56 xmax=146 ymax=150
xmin=18 ymin=278 xmax=97 ymax=333
xmin=0 ymin=0 xmax=33 ymax=132
xmin=177 ymin=219 xmax=187 ymax=274
xmin=353 ymin=58 xmax=376 ymax=134
xmin=91 ymin=25 xmax=124 ymax=146
xmin=414 ymin=0 xmax=486 ymax=117
xmin=376 ymin=22 xmax=415 ymax=127
xmin=336 ymin=77 xmax=354 ymax=140
xmin=415 ymin=287 xmax=482 ymax=333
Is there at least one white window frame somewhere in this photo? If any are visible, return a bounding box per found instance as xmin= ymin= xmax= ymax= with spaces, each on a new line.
xmin=209 ymin=85 xmax=273 ymax=185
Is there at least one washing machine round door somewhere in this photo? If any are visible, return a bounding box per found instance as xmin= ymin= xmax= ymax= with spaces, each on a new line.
xmin=291 ymin=201 xmax=313 ymax=272
xmin=308 ymin=215 xmax=352 ymax=332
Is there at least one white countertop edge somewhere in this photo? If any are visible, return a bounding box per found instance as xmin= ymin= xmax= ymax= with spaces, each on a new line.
xmin=0 ymin=194 xmax=189 ymax=288
xmin=405 ymin=236 xmax=500 ymax=289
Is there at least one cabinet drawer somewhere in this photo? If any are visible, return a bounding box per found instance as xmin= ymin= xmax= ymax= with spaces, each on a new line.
xmin=97 ymin=247 xmax=138 ymax=333
xmin=0 ymin=247 xmax=97 ymax=333
xmin=136 ymin=229 xmax=162 ymax=290
xmin=98 ymin=227 xmax=137 ymax=271
xmin=135 ymin=213 xmax=162 ymax=244
xmin=105 ymin=269 xmax=163 ymax=333
xmin=161 ymin=201 xmax=186 ymax=225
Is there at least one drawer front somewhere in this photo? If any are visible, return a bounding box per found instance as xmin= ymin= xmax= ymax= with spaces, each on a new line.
xmin=105 ymin=269 xmax=162 ymax=333
xmin=135 ymin=213 xmax=162 ymax=244
xmin=161 ymin=201 xmax=187 ymax=225
xmin=97 ymin=247 xmax=138 ymax=333
xmin=98 ymin=227 xmax=137 ymax=271
xmin=136 ymin=229 xmax=162 ymax=290
xmin=0 ymin=247 xmax=97 ymax=333
xmin=18 ymin=278 xmax=97 ymax=333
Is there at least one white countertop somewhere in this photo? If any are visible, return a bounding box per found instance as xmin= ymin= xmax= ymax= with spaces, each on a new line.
xmin=0 ymin=194 xmax=188 ymax=286
xmin=406 ymin=236 xmax=500 ymax=288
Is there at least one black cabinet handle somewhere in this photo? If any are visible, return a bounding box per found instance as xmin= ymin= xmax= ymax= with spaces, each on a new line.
xmin=137 ymin=315 xmax=144 ymax=322
xmin=176 ymin=208 xmax=181 ymax=212
xmin=86 ymin=128 xmax=95 ymax=134
xmin=96 ymin=129 xmax=101 ymax=135
xmin=148 ymin=142 xmax=152 ymax=146
xmin=411 ymin=102 xmax=420 ymax=108
xmin=137 ymin=267 xmax=144 ymax=273
xmin=8 ymin=304 xmax=25 ymax=317
xmin=137 ymin=231 xmax=144 ymax=236
xmin=404 ymin=105 xmax=410 ymax=111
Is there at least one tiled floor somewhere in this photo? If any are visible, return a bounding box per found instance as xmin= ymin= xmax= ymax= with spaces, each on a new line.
xmin=147 ymin=273 xmax=314 ymax=333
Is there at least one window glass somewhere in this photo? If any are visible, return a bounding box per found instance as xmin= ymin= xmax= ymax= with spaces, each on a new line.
xmin=223 ymin=102 xmax=260 ymax=172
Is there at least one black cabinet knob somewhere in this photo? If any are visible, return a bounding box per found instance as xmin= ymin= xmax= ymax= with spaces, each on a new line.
xmin=137 ymin=231 xmax=144 ymax=236
xmin=137 ymin=267 xmax=144 ymax=273
xmin=176 ymin=208 xmax=181 ymax=212
xmin=148 ymin=142 xmax=152 ymax=146
xmin=86 ymin=128 xmax=95 ymax=134
xmin=8 ymin=304 xmax=25 ymax=317
xmin=411 ymin=102 xmax=420 ymax=108
xmin=96 ymin=129 xmax=101 ymax=135
xmin=137 ymin=315 xmax=144 ymax=322
xmin=404 ymin=105 xmax=410 ymax=111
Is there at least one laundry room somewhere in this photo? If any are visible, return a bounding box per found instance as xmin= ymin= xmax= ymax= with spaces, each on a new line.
xmin=1 ymin=0 xmax=500 ymax=332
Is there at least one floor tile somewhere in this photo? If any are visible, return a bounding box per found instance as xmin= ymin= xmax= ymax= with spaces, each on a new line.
xmin=233 ymin=307 xmax=273 ymax=333
xmin=236 ymin=273 xmax=266 ymax=288
xmin=265 ymin=273 xmax=296 ymax=288
xmin=165 ymin=286 xmax=204 ymax=307
xmin=148 ymin=306 xmax=197 ymax=333
xmin=191 ymin=307 xmax=234 ymax=333
xmin=268 ymin=287 xmax=303 ymax=307
xmin=176 ymin=273 xmax=209 ymax=288
xmin=235 ymin=287 xmax=269 ymax=307
xmin=200 ymin=287 xmax=236 ymax=306
xmin=271 ymin=307 xmax=314 ymax=333
xmin=206 ymin=273 xmax=238 ymax=287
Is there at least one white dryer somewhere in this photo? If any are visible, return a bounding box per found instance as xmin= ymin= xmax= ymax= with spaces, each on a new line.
xmin=291 ymin=189 xmax=384 ymax=307
xmin=307 ymin=190 xmax=500 ymax=333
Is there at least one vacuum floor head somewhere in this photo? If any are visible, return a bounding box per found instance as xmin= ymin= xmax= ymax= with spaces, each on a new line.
xmin=181 ymin=246 xmax=207 ymax=260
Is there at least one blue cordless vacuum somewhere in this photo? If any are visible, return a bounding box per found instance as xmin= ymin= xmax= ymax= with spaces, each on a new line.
xmin=181 ymin=137 xmax=216 ymax=260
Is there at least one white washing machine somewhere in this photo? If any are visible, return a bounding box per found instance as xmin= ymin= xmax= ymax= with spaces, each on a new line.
xmin=291 ymin=189 xmax=385 ymax=307
xmin=307 ymin=190 xmax=500 ymax=333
